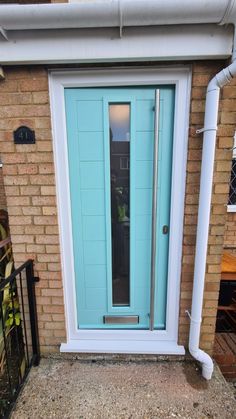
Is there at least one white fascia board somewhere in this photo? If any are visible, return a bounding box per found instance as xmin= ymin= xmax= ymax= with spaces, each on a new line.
xmin=0 ymin=24 xmax=233 ymax=65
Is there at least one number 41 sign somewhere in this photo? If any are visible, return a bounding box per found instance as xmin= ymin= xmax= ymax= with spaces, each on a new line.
xmin=13 ymin=126 xmax=35 ymax=144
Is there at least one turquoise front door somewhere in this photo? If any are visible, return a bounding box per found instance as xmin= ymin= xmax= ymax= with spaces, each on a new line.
xmin=65 ymin=86 xmax=174 ymax=330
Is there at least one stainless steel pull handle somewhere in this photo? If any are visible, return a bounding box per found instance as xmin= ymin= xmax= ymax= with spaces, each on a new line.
xmin=150 ymin=89 xmax=160 ymax=331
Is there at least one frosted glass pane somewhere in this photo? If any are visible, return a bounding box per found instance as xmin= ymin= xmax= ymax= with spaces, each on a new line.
xmin=109 ymin=104 xmax=130 ymax=142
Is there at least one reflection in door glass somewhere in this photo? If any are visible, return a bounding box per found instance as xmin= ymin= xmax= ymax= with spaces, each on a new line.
xmin=109 ymin=104 xmax=130 ymax=306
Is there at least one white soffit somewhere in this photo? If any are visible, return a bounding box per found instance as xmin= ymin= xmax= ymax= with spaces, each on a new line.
xmin=0 ymin=24 xmax=233 ymax=65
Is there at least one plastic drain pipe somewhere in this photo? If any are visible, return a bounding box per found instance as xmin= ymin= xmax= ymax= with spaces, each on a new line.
xmin=189 ymin=59 xmax=236 ymax=380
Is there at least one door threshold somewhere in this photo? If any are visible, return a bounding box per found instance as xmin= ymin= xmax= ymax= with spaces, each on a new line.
xmin=60 ymin=340 xmax=185 ymax=355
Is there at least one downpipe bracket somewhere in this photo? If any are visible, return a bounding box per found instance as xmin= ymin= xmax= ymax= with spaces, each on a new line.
xmin=196 ymin=127 xmax=217 ymax=134
xmin=185 ymin=310 xmax=202 ymax=325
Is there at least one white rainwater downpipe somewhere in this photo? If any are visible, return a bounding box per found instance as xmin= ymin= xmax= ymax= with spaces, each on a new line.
xmin=189 ymin=59 xmax=236 ymax=380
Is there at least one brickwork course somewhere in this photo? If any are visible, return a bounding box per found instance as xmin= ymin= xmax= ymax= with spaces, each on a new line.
xmin=0 ymin=61 xmax=235 ymax=355
xmin=0 ymin=167 xmax=7 ymax=211
xmin=224 ymin=212 xmax=236 ymax=252
xmin=0 ymin=67 xmax=65 ymax=353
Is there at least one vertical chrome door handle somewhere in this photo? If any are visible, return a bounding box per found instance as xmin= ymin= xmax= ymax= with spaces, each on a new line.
xmin=150 ymin=89 xmax=160 ymax=331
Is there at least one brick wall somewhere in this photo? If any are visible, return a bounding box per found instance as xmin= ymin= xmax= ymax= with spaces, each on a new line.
xmin=0 ymin=62 xmax=234 ymax=354
xmin=0 ymin=67 xmax=65 ymax=353
xmin=0 ymin=167 xmax=7 ymax=211
xmin=224 ymin=212 xmax=236 ymax=252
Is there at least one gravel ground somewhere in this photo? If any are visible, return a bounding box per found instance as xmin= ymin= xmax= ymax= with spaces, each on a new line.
xmin=11 ymin=358 xmax=236 ymax=419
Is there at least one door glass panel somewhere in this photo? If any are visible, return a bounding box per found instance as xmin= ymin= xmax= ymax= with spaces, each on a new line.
xmin=109 ymin=104 xmax=130 ymax=306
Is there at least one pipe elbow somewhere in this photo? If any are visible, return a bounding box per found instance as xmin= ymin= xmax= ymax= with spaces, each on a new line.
xmin=207 ymin=69 xmax=232 ymax=92
xmin=207 ymin=62 xmax=236 ymax=92
xmin=228 ymin=60 xmax=236 ymax=77
xmin=189 ymin=346 xmax=214 ymax=380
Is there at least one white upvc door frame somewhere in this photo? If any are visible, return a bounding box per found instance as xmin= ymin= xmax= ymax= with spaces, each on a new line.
xmin=49 ymin=66 xmax=191 ymax=355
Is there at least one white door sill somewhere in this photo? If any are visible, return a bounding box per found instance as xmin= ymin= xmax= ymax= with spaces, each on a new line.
xmin=60 ymin=340 xmax=185 ymax=355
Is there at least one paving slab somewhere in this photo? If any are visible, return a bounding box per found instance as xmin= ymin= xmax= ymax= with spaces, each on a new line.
xmin=11 ymin=358 xmax=236 ymax=419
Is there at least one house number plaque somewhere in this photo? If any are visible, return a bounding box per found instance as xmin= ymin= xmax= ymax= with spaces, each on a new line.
xmin=13 ymin=126 xmax=35 ymax=144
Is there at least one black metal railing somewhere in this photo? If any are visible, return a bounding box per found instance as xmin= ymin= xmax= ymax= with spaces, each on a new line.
xmin=0 ymin=259 xmax=40 ymax=417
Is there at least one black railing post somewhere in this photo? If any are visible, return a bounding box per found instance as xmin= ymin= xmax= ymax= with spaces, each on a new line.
xmin=26 ymin=260 xmax=40 ymax=366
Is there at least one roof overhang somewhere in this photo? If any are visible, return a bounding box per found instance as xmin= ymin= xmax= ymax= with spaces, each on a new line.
xmin=0 ymin=1 xmax=235 ymax=65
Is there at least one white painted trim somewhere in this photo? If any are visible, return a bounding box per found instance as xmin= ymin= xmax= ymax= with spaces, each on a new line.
xmin=0 ymin=25 xmax=233 ymax=65
xmin=49 ymin=66 xmax=191 ymax=354
xmin=61 ymin=340 xmax=185 ymax=355
xmin=227 ymin=204 xmax=236 ymax=212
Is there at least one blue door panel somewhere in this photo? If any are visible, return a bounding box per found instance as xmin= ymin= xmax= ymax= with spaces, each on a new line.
xmin=77 ymin=100 xmax=103 ymax=131
xmin=135 ymin=189 xmax=152 ymax=215
xmin=81 ymin=190 xmax=105 ymax=216
xmin=84 ymin=265 xmax=107 ymax=288
xmin=65 ymin=86 xmax=175 ymax=330
xmin=78 ymin=132 xmax=104 ymax=161
xmin=83 ymin=216 xmax=106 ymax=241
xmin=135 ymin=215 xmax=151 ymax=240
xmin=80 ymin=162 xmax=104 ymax=189
xmin=136 ymin=100 xmax=154 ymax=131
xmin=85 ymin=288 xmax=107 ymax=310
xmin=83 ymin=241 xmax=106 ymax=265
xmin=135 ymin=286 xmax=149 ymax=309
xmin=135 ymin=240 xmax=151 ymax=287
xmin=135 ymin=161 xmax=153 ymax=188
xmin=154 ymin=87 xmax=175 ymax=328
xmin=136 ymin=132 xmax=154 ymax=161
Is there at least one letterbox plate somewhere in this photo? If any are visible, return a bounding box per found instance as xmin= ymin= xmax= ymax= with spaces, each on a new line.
xmin=103 ymin=315 xmax=139 ymax=324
